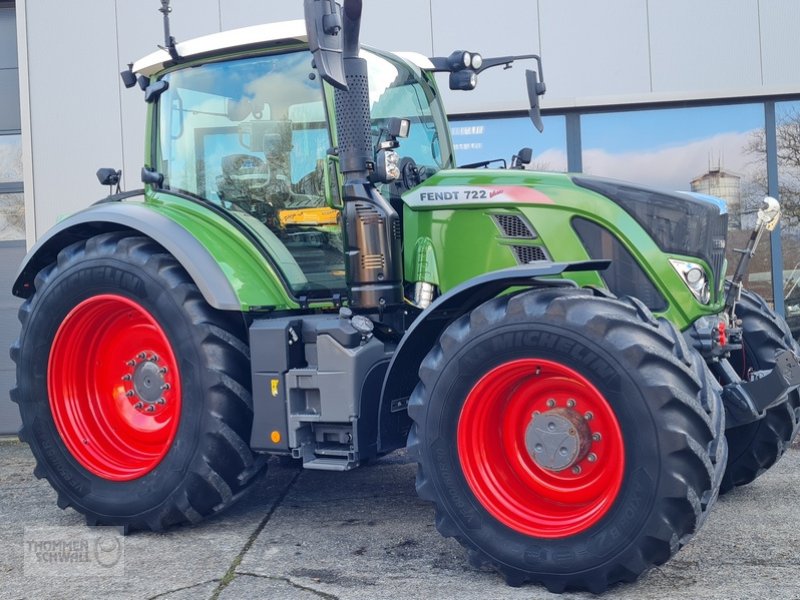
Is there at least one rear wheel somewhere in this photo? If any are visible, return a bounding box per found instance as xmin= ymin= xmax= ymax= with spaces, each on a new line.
xmin=408 ymin=288 xmax=725 ymax=592
xmin=11 ymin=232 xmax=265 ymax=530
xmin=721 ymin=287 xmax=800 ymax=493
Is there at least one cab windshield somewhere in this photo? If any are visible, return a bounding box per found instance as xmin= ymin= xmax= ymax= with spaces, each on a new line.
xmin=363 ymin=49 xmax=454 ymax=173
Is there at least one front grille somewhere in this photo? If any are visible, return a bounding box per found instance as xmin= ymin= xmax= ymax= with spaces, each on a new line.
xmin=709 ymin=212 xmax=728 ymax=302
xmin=493 ymin=214 xmax=537 ymax=239
xmin=512 ymin=245 xmax=548 ymax=264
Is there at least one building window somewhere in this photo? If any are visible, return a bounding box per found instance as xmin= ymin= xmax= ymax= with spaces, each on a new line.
xmin=0 ymin=133 xmax=21 ymax=183
xmin=0 ymin=2 xmax=23 ymax=242
xmin=775 ymin=101 xmax=800 ymax=337
xmin=581 ymin=103 xmax=771 ymax=301
xmin=450 ymin=115 xmax=567 ymax=171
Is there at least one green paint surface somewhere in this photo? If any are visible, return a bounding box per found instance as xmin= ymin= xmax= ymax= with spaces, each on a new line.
xmin=403 ymin=169 xmax=723 ymax=330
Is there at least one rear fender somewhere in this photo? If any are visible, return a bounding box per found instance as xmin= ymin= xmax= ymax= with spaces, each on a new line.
xmin=12 ymin=200 xmax=294 ymax=311
xmin=377 ymin=260 xmax=610 ymax=452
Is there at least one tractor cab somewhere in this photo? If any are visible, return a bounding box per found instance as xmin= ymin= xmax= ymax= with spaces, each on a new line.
xmin=137 ymin=24 xmax=454 ymax=298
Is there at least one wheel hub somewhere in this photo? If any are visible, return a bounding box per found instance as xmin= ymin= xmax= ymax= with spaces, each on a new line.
xmin=525 ymin=407 xmax=592 ymax=472
xmin=132 ymin=356 xmax=166 ymax=403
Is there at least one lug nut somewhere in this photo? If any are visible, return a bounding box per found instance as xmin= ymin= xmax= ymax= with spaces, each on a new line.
xmin=161 ymin=383 xmax=171 ymax=391
xmin=146 ymin=405 xmax=155 ymax=413
xmin=546 ymin=398 xmax=556 ymax=408
xmin=121 ymin=374 xmax=132 ymax=381
xmin=572 ymin=465 xmax=582 ymax=475
xmin=587 ymin=453 xmax=597 ymax=463
xmin=125 ymin=390 xmax=135 ymax=397
xmin=592 ymin=432 xmax=602 ymax=442
xmin=134 ymin=402 xmax=144 ymax=409
xmin=157 ymin=398 xmax=166 ymax=405
xmin=584 ymin=411 xmax=593 ymax=421
xmin=566 ymin=398 xmax=576 ymax=408
xmin=159 ymin=367 xmax=168 ymax=374
xmin=126 ymin=359 xmax=136 ymax=366
xmin=137 ymin=352 xmax=147 ymax=360
xmin=150 ymin=354 xmax=159 ymax=362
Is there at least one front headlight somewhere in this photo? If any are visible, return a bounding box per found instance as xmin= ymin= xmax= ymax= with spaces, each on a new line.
xmin=670 ymin=259 xmax=711 ymax=304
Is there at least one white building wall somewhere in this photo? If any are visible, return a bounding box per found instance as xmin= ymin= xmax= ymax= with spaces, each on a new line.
xmin=16 ymin=0 xmax=800 ymax=244
xmin=648 ymin=0 xmax=762 ymax=95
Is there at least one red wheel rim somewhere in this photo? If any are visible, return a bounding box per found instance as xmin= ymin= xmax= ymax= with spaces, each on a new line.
xmin=457 ymin=359 xmax=624 ymax=538
xmin=48 ymin=294 xmax=182 ymax=481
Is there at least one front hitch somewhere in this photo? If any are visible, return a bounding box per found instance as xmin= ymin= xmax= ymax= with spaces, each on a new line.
xmin=714 ymin=350 xmax=800 ymax=428
xmin=724 ymin=196 xmax=781 ymax=320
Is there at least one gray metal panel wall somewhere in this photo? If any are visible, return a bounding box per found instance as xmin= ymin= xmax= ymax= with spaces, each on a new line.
xmin=432 ymin=0 xmax=540 ymax=114
xmin=648 ymin=0 xmax=763 ymax=94
xmin=759 ymin=0 xmax=800 ymax=88
xmin=538 ymin=0 xmax=651 ymax=105
xmin=219 ymin=2 xmax=303 ymax=30
xmin=0 ymin=241 xmax=24 ymax=435
xmin=219 ymin=1 xmax=432 ymax=54
xmin=18 ymin=0 xmax=800 ymax=241
xmin=24 ymin=0 xmax=124 ymax=237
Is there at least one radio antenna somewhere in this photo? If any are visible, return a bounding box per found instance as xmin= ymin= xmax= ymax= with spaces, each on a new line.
xmin=159 ymin=0 xmax=180 ymax=60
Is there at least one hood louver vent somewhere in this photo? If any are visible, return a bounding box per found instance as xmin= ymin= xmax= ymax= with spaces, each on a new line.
xmin=493 ymin=214 xmax=537 ymax=239
xmin=512 ymin=245 xmax=548 ymax=264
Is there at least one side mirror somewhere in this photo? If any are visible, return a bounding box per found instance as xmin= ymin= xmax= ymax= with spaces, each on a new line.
xmin=304 ymin=0 xmax=347 ymax=90
xmin=97 ymin=168 xmax=122 ymax=195
xmin=511 ymin=147 xmax=533 ymax=169
xmin=97 ymin=168 xmax=121 ymax=187
xmin=525 ymin=68 xmax=546 ymax=133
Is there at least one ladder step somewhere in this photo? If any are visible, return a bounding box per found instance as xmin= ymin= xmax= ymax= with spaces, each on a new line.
xmin=302 ymin=457 xmax=358 ymax=472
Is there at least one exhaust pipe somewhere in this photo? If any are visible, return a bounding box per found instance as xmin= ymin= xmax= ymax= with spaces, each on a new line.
xmin=305 ymin=0 xmax=403 ymax=311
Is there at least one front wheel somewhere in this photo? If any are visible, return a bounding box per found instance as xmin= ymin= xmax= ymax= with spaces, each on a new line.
xmin=11 ymin=232 xmax=265 ymax=530
xmin=408 ymin=288 xmax=726 ymax=592
xmin=721 ymin=287 xmax=800 ymax=493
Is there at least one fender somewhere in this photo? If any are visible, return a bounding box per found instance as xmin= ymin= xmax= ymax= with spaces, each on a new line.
xmin=12 ymin=198 xmax=296 ymax=311
xmin=377 ymin=260 xmax=610 ymax=452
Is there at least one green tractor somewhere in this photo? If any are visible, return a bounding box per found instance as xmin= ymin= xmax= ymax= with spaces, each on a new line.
xmin=11 ymin=0 xmax=800 ymax=592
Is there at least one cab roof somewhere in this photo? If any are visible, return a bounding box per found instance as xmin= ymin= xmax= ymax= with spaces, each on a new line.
xmin=132 ymin=20 xmax=308 ymax=76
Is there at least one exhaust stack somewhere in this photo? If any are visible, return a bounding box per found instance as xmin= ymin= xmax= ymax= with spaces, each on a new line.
xmin=305 ymin=0 xmax=403 ymax=311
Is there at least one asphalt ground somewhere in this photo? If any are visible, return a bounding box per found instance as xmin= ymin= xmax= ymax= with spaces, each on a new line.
xmin=1 ymin=437 xmax=799 ymax=600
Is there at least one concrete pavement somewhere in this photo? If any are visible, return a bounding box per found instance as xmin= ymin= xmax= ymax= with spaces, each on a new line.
xmin=1 ymin=437 xmax=799 ymax=600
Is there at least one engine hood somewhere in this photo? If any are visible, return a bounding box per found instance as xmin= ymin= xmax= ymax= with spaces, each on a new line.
xmin=402 ymin=168 xmax=562 ymax=209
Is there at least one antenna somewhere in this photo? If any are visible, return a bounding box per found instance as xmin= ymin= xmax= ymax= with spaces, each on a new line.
xmin=159 ymin=0 xmax=180 ymax=60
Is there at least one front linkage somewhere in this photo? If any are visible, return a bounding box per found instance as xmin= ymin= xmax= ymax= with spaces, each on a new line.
xmin=686 ymin=197 xmax=800 ymax=428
